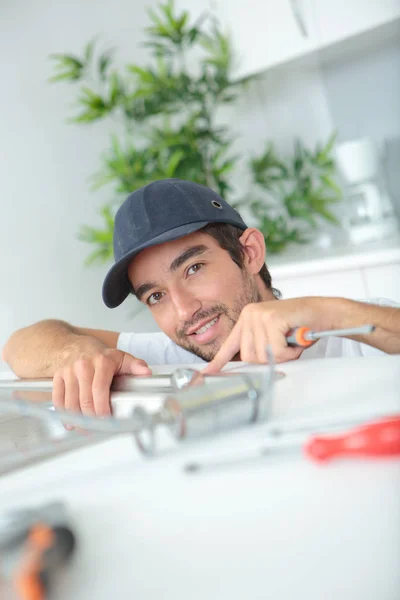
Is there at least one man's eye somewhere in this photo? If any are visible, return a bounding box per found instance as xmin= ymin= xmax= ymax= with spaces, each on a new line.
xmin=147 ymin=292 xmax=164 ymax=306
xmin=187 ymin=263 xmax=203 ymax=276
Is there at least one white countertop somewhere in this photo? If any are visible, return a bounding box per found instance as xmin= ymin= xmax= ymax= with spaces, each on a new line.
xmin=0 ymin=356 xmax=399 ymax=600
xmin=268 ymin=235 xmax=400 ymax=278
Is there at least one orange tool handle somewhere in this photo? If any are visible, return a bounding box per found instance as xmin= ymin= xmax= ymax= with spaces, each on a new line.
xmin=14 ymin=523 xmax=54 ymax=600
xmin=304 ymin=416 xmax=400 ymax=462
xmin=286 ymin=327 xmax=314 ymax=348
xmin=13 ymin=523 xmax=75 ymax=600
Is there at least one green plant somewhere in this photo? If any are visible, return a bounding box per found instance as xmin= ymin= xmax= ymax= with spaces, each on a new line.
xmin=49 ymin=0 xmax=341 ymax=263
xmin=245 ymin=134 xmax=342 ymax=253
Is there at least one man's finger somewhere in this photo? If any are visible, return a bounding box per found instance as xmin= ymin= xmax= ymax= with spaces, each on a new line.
xmin=75 ymin=359 xmax=95 ymax=416
xmin=254 ymin=328 xmax=268 ymax=364
xmin=63 ymin=371 xmax=80 ymax=413
xmin=91 ymin=356 xmax=115 ymax=416
xmin=202 ymin=327 xmax=241 ymax=374
xmin=53 ymin=374 xmax=75 ymax=430
xmin=125 ymin=356 xmax=152 ymax=376
xmin=52 ymin=373 xmax=65 ymax=411
xmin=237 ymin=325 xmax=258 ymax=364
xmin=263 ymin=327 xmax=287 ymax=363
xmin=274 ymin=345 xmax=304 ymax=363
xmin=266 ymin=326 xmax=306 ymax=363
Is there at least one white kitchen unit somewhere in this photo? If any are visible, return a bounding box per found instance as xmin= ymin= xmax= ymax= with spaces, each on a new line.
xmin=310 ymin=0 xmax=400 ymax=49
xmin=213 ymin=0 xmax=317 ymax=80
xmin=269 ymin=237 xmax=400 ymax=302
xmin=187 ymin=0 xmax=400 ymax=79
xmin=363 ymin=263 xmax=400 ymax=300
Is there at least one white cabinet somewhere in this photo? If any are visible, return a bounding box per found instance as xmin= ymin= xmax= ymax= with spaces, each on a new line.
xmin=362 ymin=263 xmax=400 ymax=303
xmin=273 ymin=268 xmax=367 ymax=300
xmin=269 ymin=240 xmax=400 ymax=303
xmin=310 ymin=0 xmax=400 ymax=49
xmin=177 ymin=0 xmax=400 ymax=79
xmin=211 ymin=0 xmax=317 ymax=79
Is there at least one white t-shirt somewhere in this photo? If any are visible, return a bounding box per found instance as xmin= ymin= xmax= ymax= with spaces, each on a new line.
xmin=117 ymin=298 xmax=398 ymax=365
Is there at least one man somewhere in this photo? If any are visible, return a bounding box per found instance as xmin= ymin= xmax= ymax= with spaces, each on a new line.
xmin=3 ymin=179 xmax=400 ymax=417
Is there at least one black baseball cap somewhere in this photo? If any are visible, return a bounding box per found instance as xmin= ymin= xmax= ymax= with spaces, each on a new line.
xmin=102 ymin=178 xmax=248 ymax=308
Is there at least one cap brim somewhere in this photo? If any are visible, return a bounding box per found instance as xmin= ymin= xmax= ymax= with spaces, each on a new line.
xmin=102 ymin=221 xmax=210 ymax=308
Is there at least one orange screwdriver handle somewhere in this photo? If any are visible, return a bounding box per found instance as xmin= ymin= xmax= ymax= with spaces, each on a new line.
xmin=14 ymin=524 xmax=54 ymax=600
xmin=304 ymin=416 xmax=400 ymax=462
xmin=286 ymin=327 xmax=314 ymax=348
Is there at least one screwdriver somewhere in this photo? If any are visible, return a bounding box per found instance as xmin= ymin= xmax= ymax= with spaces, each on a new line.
xmin=184 ymin=415 xmax=400 ymax=473
xmin=285 ymin=324 xmax=375 ymax=347
xmin=12 ymin=522 xmax=75 ymax=600
xmin=305 ymin=415 xmax=400 ymax=462
xmin=0 ymin=502 xmax=76 ymax=600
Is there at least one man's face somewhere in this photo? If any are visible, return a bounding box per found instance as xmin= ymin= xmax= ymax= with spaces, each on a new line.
xmin=127 ymin=231 xmax=262 ymax=361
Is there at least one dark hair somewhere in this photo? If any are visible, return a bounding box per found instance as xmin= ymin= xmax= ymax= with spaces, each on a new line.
xmin=201 ymin=223 xmax=281 ymax=298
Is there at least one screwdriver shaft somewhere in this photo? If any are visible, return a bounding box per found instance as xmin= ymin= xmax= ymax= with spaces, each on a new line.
xmin=305 ymin=324 xmax=375 ymax=341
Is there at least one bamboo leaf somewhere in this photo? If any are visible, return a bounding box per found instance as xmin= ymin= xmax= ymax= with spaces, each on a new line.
xmin=160 ymin=0 xmax=174 ymax=23
xmin=147 ymin=7 xmax=163 ymax=27
xmin=314 ymin=207 xmax=339 ymax=224
xmin=98 ymin=50 xmax=114 ymax=79
xmin=50 ymin=54 xmax=83 ymax=69
xmin=70 ymin=110 xmax=104 ymax=123
xmin=84 ymin=37 xmax=97 ymax=62
xmin=214 ymin=159 xmax=236 ymax=176
xmin=165 ymin=150 xmax=184 ymax=176
xmin=319 ymin=131 xmax=337 ymax=159
xmin=127 ymin=65 xmax=156 ymax=83
xmin=48 ymin=70 xmax=81 ymax=82
xmin=320 ymin=174 xmax=342 ymax=197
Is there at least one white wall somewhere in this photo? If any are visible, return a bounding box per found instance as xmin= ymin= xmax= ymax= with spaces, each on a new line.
xmin=321 ymin=35 xmax=400 ymax=144
xmin=0 ymin=0 xmax=160 ymax=372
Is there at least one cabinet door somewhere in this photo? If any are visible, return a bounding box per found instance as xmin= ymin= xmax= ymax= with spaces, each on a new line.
xmin=272 ymin=268 xmax=367 ymax=300
xmin=362 ymin=263 xmax=400 ymax=303
xmin=311 ymin=0 xmax=400 ymax=48
xmin=213 ymin=0 xmax=317 ymax=79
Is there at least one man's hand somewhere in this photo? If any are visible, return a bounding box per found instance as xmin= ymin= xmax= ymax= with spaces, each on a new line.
xmin=52 ymin=339 xmax=151 ymax=417
xmin=203 ymin=296 xmax=400 ymax=373
xmin=203 ymin=298 xmax=325 ymax=374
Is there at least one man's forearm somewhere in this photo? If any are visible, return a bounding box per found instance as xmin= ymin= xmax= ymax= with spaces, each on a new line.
xmin=2 ymin=320 xmax=104 ymax=378
xmin=321 ymin=297 xmax=400 ymax=354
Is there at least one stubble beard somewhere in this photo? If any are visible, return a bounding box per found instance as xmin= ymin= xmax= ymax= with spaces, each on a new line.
xmin=174 ymin=276 xmax=262 ymax=362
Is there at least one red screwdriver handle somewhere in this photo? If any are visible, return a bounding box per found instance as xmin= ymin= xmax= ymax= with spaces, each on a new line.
xmin=304 ymin=416 xmax=400 ymax=462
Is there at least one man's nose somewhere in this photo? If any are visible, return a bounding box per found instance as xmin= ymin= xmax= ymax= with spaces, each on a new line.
xmin=170 ymin=286 xmax=201 ymax=321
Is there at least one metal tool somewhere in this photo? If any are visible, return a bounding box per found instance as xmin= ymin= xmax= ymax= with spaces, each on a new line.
xmin=0 ymin=374 xmax=180 ymax=394
xmin=184 ymin=414 xmax=400 ymax=473
xmin=0 ymin=367 xmax=280 ymax=395
xmin=135 ymin=364 xmax=274 ymax=453
xmin=0 ymin=360 xmax=275 ymax=475
xmin=0 ymin=502 xmax=76 ymax=600
xmin=286 ymin=324 xmax=375 ymax=347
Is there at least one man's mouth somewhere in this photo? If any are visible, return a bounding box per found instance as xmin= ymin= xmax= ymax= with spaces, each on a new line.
xmin=192 ymin=316 xmax=219 ymax=335
xmin=187 ymin=315 xmax=220 ymax=343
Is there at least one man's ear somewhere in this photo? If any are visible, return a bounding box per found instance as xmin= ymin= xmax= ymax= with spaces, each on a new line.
xmin=239 ymin=228 xmax=266 ymax=275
